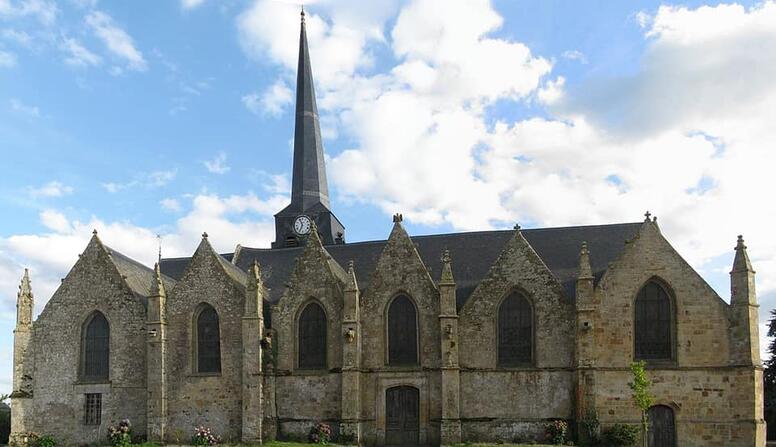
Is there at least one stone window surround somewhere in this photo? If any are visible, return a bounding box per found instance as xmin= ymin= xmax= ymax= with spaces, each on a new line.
xmin=384 ymin=293 xmax=421 ymax=367
xmin=73 ymin=383 xmax=110 ymax=427
xmin=294 ymin=297 xmax=330 ymax=372
xmin=632 ymin=276 xmax=678 ymax=366
xmin=494 ymin=287 xmax=536 ymax=369
xmin=191 ymin=302 xmax=222 ymax=376
xmin=79 ymin=309 xmax=111 ymax=383
xmin=374 ymin=374 xmax=429 ymax=446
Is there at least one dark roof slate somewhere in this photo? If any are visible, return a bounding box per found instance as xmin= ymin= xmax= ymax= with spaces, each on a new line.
xmin=159 ymin=222 xmax=641 ymax=309
xmin=105 ymin=246 xmax=176 ymax=305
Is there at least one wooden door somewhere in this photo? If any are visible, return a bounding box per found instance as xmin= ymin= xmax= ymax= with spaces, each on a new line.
xmin=385 ymin=386 xmax=419 ymax=446
xmin=648 ymin=405 xmax=676 ymax=447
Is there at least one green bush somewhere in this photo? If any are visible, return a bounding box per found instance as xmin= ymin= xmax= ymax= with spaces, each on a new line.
xmin=36 ymin=435 xmax=56 ymax=447
xmin=601 ymin=423 xmax=638 ymax=446
xmin=0 ymin=408 xmax=10 ymax=445
xmin=545 ymin=419 xmax=568 ymax=445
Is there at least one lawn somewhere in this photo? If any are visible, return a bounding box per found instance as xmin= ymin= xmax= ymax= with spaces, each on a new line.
xmin=129 ymin=442 xmax=558 ymax=447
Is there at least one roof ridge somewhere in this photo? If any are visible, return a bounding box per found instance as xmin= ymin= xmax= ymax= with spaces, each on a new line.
xmin=236 ymin=221 xmax=642 ymax=252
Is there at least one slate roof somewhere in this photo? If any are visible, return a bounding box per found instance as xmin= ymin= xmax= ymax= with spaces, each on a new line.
xmin=105 ymin=246 xmax=176 ymax=302
xmin=159 ymin=222 xmax=642 ymax=309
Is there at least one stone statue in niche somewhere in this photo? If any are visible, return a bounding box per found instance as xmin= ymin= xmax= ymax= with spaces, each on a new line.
xmin=344 ymin=327 xmax=356 ymax=343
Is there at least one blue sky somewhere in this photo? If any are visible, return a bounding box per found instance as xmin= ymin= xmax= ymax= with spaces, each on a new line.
xmin=1 ymin=0 xmax=775 ymax=393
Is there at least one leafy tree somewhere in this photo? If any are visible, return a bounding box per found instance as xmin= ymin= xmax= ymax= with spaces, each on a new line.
xmin=764 ymin=309 xmax=776 ymax=439
xmin=629 ymin=361 xmax=654 ymax=447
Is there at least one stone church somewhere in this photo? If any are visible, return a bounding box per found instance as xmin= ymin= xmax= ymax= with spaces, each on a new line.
xmin=10 ymin=11 xmax=765 ymax=447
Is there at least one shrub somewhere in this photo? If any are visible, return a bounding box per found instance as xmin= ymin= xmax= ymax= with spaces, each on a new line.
xmin=10 ymin=433 xmax=58 ymax=447
xmin=601 ymin=423 xmax=638 ymax=446
xmin=545 ymin=419 xmax=568 ymax=445
xmin=308 ymin=422 xmax=332 ymax=444
xmin=0 ymin=410 xmax=9 ymax=445
xmin=579 ymin=411 xmax=601 ymax=445
xmin=36 ymin=435 xmax=56 ymax=447
xmin=107 ymin=419 xmax=132 ymax=447
xmin=192 ymin=425 xmax=220 ymax=446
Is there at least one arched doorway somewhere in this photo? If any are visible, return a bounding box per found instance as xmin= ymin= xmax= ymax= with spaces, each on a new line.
xmin=648 ymin=405 xmax=676 ymax=447
xmin=385 ymin=386 xmax=419 ymax=446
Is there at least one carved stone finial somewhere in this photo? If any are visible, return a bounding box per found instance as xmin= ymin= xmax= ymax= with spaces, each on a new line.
xmin=732 ymin=234 xmax=754 ymax=274
xmin=578 ymin=240 xmax=593 ymax=280
xmin=393 ymin=213 xmax=403 ymax=223
xmin=514 ymin=223 xmax=521 ymax=231
xmin=202 ymin=231 xmax=209 ymax=239
xmin=644 ymin=211 xmax=652 ymax=221
xmin=92 ymin=229 xmax=98 ymax=236
xmin=440 ymin=249 xmax=454 ymax=284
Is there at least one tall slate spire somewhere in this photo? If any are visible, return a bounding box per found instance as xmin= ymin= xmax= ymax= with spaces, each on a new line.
xmin=272 ymin=8 xmax=345 ymax=248
xmin=291 ymin=8 xmax=329 ymax=211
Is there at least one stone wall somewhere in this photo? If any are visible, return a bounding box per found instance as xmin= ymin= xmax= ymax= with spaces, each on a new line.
xmin=164 ymin=238 xmax=246 ymax=443
xmin=28 ymin=236 xmax=147 ymax=445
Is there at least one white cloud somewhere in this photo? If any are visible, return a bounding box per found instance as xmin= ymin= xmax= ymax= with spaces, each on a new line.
xmin=85 ymin=10 xmax=146 ymax=71
xmin=27 ymin=181 xmax=72 ymax=198
xmin=181 ymin=0 xmax=206 ymax=10
xmin=101 ymin=169 xmax=177 ymax=193
xmin=40 ymin=209 xmax=71 ymax=233
xmin=561 ymin=49 xmax=587 ymax=64
xmin=536 ymin=76 xmax=565 ymax=104
xmin=160 ymin=198 xmax=182 ymax=212
xmin=241 ymin=92 xmax=261 ymax=115
xmin=243 ymin=79 xmax=293 ymax=117
xmin=1 ymin=29 xmax=32 ymax=46
xmin=203 ymin=152 xmax=230 ymax=174
xmin=0 ymin=191 xmax=288 ymax=323
xmin=62 ymin=37 xmax=101 ymax=67
xmin=0 ymin=48 xmax=16 ymax=67
xmin=9 ymin=98 xmax=38 ymax=116
xmin=0 ymin=0 xmax=57 ymax=25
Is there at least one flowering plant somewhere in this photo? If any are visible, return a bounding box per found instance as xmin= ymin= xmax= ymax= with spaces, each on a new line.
xmin=308 ymin=422 xmax=332 ymax=444
xmin=107 ymin=419 xmax=132 ymax=447
xmin=545 ymin=419 xmax=568 ymax=445
xmin=192 ymin=425 xmax=220 ymax=446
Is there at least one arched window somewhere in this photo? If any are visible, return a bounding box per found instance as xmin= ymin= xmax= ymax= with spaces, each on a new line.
xmin=196 ymin=304 xmax=221 ymax=373
xmin=298 ymin=302 xmax=327 ymax=369
xmin=635 ymin=281 xmax=673 ymax=361
xmin=387 ymin=295 xmax=418 ymax=366
xmin=498 ymin=292 xmax=533 ymax=366
xmin=82 ymin=311 xmax=109 ymax=381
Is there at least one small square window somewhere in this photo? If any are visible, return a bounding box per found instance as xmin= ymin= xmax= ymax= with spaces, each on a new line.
xmin=84 ymin=393 xmax=101 ymax=425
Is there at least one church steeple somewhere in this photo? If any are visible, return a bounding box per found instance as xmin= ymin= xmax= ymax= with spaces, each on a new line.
xmin=291 ymin=7 xmax=329 ymax=211
xmin=273 ymin=8 xmax=345 ymax=248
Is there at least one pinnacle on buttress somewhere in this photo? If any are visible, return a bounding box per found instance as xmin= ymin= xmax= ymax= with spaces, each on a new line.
xmin=345 ymin=260 xmax=359 ymax=292
xmin=16 ymin=268 xmax=34 ymax=326
xmin=577 ymin=241 xmax=593 ymax=280
xmin=440 ymin=249 xmax=455 ymax=284
xmin=150 ymin=262 xmax=166 ymax=297
xmin=732 ymin=235 xmax=755 ymax=274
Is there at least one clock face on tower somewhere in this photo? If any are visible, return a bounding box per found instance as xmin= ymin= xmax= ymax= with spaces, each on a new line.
xmin=293 ymin=215 xmax=312 ymax=235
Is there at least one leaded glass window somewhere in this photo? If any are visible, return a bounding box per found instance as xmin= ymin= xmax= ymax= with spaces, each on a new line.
xmin=196 ymin=305 xmax=221 ymax=373
xmin=298 ymin=302 xmax=327 ymax=369
xmin=635 ymin=281 xmax=673 ymax=360
xmin=82 ymin=312 xmax=109 ymax=381
xmin=498 ymin=292 xmax=533 ymax=366
xmin=388 ymin=295 xmax=418 ymax=366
